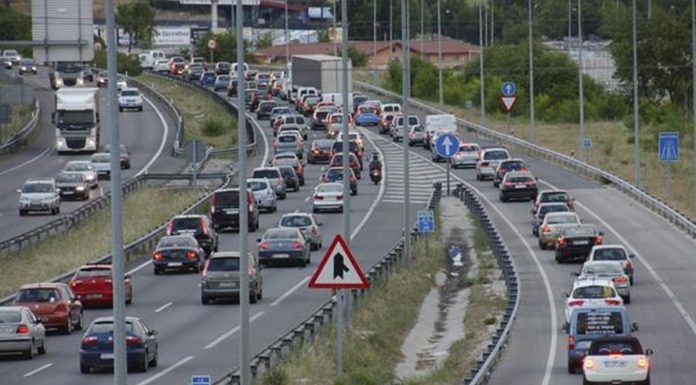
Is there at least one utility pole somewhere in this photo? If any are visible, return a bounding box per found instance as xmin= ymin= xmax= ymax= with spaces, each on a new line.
xmin=401 ymin=0 xmax=411 ymax=268
xmin=437 ymin=0 xmax=443 ymax=107
xmin=578 ymin=0 xmax=586 ymax=160
xmin=236 ymin=0 xmax=249 ymax=382
xmin=632 ymin=0 xmax=641 ymax=188
xmin=373 ymin=0 xmax=377 ymax=83
xmin=529 ymin=0 xmax=535 ymax=143
xmin=389 ymin=0 xmax=393 ymax=59
xmin=105 ymin=1 xmax=126 ymax=385
xmin=568 ymin=0 xmax=572 ymax=51
xmin=285 ymin=0 xmax=289 ymax=65
xmin=479 ymin=2 xmax=486 ymax=125
xmin=490 ymin=0 xmax=495 ymax=45
xmin=692 ymin=0 xmax=696 ymax=206
xmin=420 ymin=0 xmax=424 ymax=57
xmin=333 ymin=0 xmax=338 ymax=56
xmin=648 ymin=0 xmax=652 ymax=19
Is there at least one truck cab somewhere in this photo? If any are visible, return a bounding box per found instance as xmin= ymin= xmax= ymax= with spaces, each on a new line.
xmin=50 ymin=62 xmax=85 ymax=90
xmin=53 ymin=88 xmax=100 ymax=154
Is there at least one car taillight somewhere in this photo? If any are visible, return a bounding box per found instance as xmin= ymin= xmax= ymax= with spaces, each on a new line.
xmin=126 ymin=336 xmax=142 ymax=346
xmin=337 ymin=194 xmax=343 ymax=200
xmin=558 ymin=238 xmax=566 ymax=247
xmin=584 ymin=358 xmax=594 ymax=369
xmin=16 ymin=324 xmax=30 ymax=334
xmin=624 ymin=260 xmax=633 ymax=271
xmin=541 ymin=225 xmax=551 ymax=234
xmin=201 ymin=219 xmax=209 ymax=235
xmin=503 ymin=182 xmax=514 ymax=188
xmin=568 ymin=336 xmax=575 ymax=350
xmin=612 ymin=276 xmax=628 ymax=285
xmin=70 ymin=280 xmax=82 ymax=288
xmin=259 ymin=242 xmax=270 ymax=250
xmin=314 ymin=194 xmax=323 ymax=200
xmin=605 ymin=299 xmax=621 ymax=305
xmin=638 ymin=357 xmax=649 ymax=368
xmin=291 ymin=241 xmax=303 ymax=250
xmin=81 ymin=336 xmax=98 ymax=347
xmin=153 ymin=253 xmax=164 ymax=261
xmin=481 ymin=161 xmax=490 ymax=167
xmin=568 ymin=300 xmax=584 ymax=306
xmin=593 ymin=236 xmax=603 ymax=245
xmin=167 ymin=220 xmax=174 ymax=235
xmin=295 ymin=165 xmax=301 ymax=173
xmin=186 ymin=251 xmax=197 ymax=260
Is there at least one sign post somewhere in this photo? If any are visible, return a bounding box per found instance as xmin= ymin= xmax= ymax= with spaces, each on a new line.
xmin=658 ymin=132 xmax=679 ymax=200
xmin=500 ymin=81 xmax=517 ymax=134
xmin=185 ymin=139 xmax=206 ymax=186
xmin=207 ymin=39 xmax=217 ymax=65
xmin=435 ymin=133 xmax=459 ymax=195
xmin=417 ymin=210 xmax=435 ymax=258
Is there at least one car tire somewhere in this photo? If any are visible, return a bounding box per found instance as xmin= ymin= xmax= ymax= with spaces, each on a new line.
xmin=154 ymin=267 xmax=161 ymax=275
xmin=63 ymin=316 xmax=73 ymax=334
xmin=567 ymin=361 xmax=577 ymax=374
xmin=38 ymin=341 xmax=46 ymax=355
xmin=126 ymin=294 xmax=132 ymax=305
xmin=538 ymin=240 xmax=546 ymax=250
xmin=23 ymin=341 xmax=34 ymax=359
xmin=76 ymin=312 xmax=84 ymax=331
xmin=630 ymin=275 xmax=634 ymax=286
xmin=201 ymin=296 xmax=210 ymax=305
xmin=555 ymin=253 xmax=562 ymax=264
xmin=119 ymin=107 xmax=123 ymax=112
xmin=149 ymin=349 xmax=158 ymax=367
xmin=80 ymin=362 xmax=90 ymax=374
xmin=476 ymin=174 xmax=480 ymax=181
xmin=641 ymin=374 xmax=650 ymax=385
xmin=136 ymin=351 xmax=149 ymax=372
xmin=19 ymin=209 xmax=26 ymax=216
xmin=499 ymin=195 xmax=507 ymax=202
xmin=582 ymin=376 xmax=590 ymax=385
xmin=313 ymin=207 xmax=319 ymax=213
xmin=56 ymin=206 xmax=60 ymax=215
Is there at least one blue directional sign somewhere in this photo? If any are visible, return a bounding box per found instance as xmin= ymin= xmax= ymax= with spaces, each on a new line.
xmin=582 ymin=138 xmax=592 ymax=149
xmin=191 ymin=375 xmax=211 ymax=385
xmin=435 ymin=133 xmax=459 ymax=158
xmin=502 ymin=81 xmax=517 ymax=97
xmin=658 ymin=132 xmax=679 ymax=163
xmin=417 ymin=210 xmax=435 ymax=234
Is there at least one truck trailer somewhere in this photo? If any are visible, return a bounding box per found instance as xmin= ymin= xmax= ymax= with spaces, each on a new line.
xmin=53 ymin=88 xmax=100 ymax=154
xmin=290 ymin=54 xmax=352 ymax=98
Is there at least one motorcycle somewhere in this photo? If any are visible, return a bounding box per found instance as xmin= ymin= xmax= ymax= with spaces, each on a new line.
xmin=370 ymin=167 xmax=382 ymax=185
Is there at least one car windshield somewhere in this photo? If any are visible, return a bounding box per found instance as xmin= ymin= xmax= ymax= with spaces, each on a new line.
xmin=583 ymin=263 xmax=624 ymax=276
xmin=56 ymin=173 xmax=84 ymax=183
xmin=22 ymin=183 xmax=53 ymax=193
xmin=17 ymin=288 xmax=60 ymax=303
xmin=593 ymin=248 xmax=627 ymax=261
xmin=217 ymin=76 xmax=230 ymax=81
xmin=121 ymin=90 xmax=139 ymax=97
xmin=332 ymin=142 xmax=358 ymax=153
xmin=0 ymin=310 xmax=21 ymax=323
xmin=503 ymin=161 xmax=526 ymax=169
xmin=278 ymin=135 xmax=296 ymax=143
xmin=77 ymin=267 xmax=111 ymax=277
xmin=157 ymin=236 xmax=197 ymax=248
xmin=207 ymin=257 xmax=240 ymax=272
xmin=539 ymin=204 xmax=569 ymax=216
xmin=318 ymin=184 xmax=342 ymax=193
xmin=563 ymin=226 xmax=598 ymax=237
xmin=89 ymin=321 xmax=135 ymax=334
xmin=484 ymin=150 xmax=508 ymax=160
xmin=279 ymin=167 xmax=295 ymax=178
xmin=589 ymin=340 xmax=642 ymax=355
xmin=573 ymin=285 xmax=616 ymax=299
xmin=253 ymin=169 xmax=280 ymax=179
xmin=264 ymin=229 xmax=298 ymax=240
xmin=541 ymin=192 xmax=569 ymax=202
xmin=315 ymin=140 xmax=334 ymax=149
xmin=547 ymin=214 xmax=578 ymax=224
xmin=331 ymin=115 xmax=343 ymax=123
xmin=273 ymin=108 xmax=290 ymax=115
xmin=327 ymin=169 xmax=344 ymax=180
xmin=248 ymin=181 xmax=267 ymax=191
xmin=172 ymin=217 xmax=202 ymax=232
xmin=576 ymin=311 xmax=625 ymax=335
xmin=21 ymin=59 xmax=33 ymax=65
xmin=281 ymin=216 xmax=312 ymax=227
xmin=91 ymin=154 xmax=110 ymax=163
xmin=65 ymin=163 xmax=91 ymax=171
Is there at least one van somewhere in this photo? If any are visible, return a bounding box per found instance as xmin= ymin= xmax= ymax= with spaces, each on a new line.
xmin=321 ymin=93 xmax=353 ymax=112
xmin=139 ymin=50 xmax=166 ymax=69
xmin=209 ymin=188 xmax=260 ymax=232
xmin=565 ymin=307 xmax=637 ymax=373
xmin=424 ymin=114 xmax=457 ymax=150
xmin=200 ymin=251 xmax=263 ymax=304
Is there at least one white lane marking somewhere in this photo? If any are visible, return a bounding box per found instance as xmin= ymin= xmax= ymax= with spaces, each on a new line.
xmin=204 ymin=311 xmax=265 ymax=350
xmin=0 ymin=146 xmax=52 ymax=176
xmin=127 ymin=259 xmax=153 ymax=275
xmin=135 ymin=95 xmax=169 ymax=177
xmin=271 ymin=276 xmax=310 ymax=307
xmin=135 ymin=355 xmax=194 ymax=385
xmin=351 ymin=128 xmax=386 ymax=239
xmin=540 ymin=179 xmax=696 ymax=336
xmin=23 ymin=363 xmax=53 ymax=378
xmin=155 ymin=301 xmax=173 ymax=313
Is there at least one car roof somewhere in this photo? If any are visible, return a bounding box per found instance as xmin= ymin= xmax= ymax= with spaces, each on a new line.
xmin=504 ymin=171 xmax=533 ymax=178
xmin=120 ymin=87 xmax=139 ymax=92
xmin=248 ymin=178 xmax=270 ymax=184
xmin=589 ymin=335 xmax=640 ymax=344
xmin=281 ymin=212 xmax=312 ymax=218
xmin=79 ymin=263 xmax=111 ymax=269
xmin=501 ymin=158 xmax=525 ymax=163
xmin=171 ymin=214 xmax=205 ymax=219
xmin=582 ymin=260 xmax=624 ymax=269
xmin=572 ymin=277 xmax=615 ymax=288
xmin=482 ymin=147 xmax=508 ymax=153
xmin=591 ymin=244 xmax=627 ymax=251
xmin=539 ymin=202 xmax=569 ymax=207
xmin=25 ymin=177 xmax=54 ymax=183
xmin=539 ymin=189 xmax=569 ymax=195
xmin=19 ymin=282 xmax=65 ymax=290
xmin=254 ymin=166 xmax=281 ymax=172
xmin=91 ymin=316 xmax=140 ymax=324
xmin=546 ymin=212 xmax=577 ymax=218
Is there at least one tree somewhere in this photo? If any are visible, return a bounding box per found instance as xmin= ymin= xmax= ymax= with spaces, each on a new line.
xmin=256 ymin=32 xmax=273 ymax=50
xmin=348 ymin=46 xmax=368 ymax=67
xmin=0 ymin=6 xmax=31 ymax=57
xmin=116 ymin=0 xmax=156 ymax=54
xmin=194 ymin=31 xmax=254 ymax=64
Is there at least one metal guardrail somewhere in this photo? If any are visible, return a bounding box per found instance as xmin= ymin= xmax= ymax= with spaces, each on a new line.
xmin=0 ymin=98 xmax=40 ymax=154
xmin=354 ymin=81 xmax=696 ymax=239
xmin=213 ymin=183 xmax=444 ymax=385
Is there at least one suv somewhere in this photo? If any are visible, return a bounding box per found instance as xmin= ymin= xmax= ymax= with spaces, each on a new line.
xmin=166 ymin=215 xmax=219 ymax=255
xmin=18 ymin=178 xmax=61 ymax=216
xmin=209 ymin=188 xmax=260 ymax=232
xmin=118 ymin=87 xmax=143 ymax=112
xmin=476 ymin=148 xmax=511 ymax=180
xmin=200 ymin=251 xmax=263 ymax=304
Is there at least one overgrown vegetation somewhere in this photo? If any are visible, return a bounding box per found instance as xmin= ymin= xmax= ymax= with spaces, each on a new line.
xmin=93 ymin=50 xmax=143 ymax=77
xmin=193 ymin=30 xmax=256 ymax=64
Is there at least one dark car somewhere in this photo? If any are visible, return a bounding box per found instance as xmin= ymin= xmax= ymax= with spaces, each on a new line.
xmin=278 ymin=166 xmax=300 ymax=192
xmin=555 ymin=225 xmax=604 ymax=263
xmin=256 ymin=100 xmax=278 ymax=120
xmin=227 ymin=78 xmax=240 ymax=97
xmin=209 ymin=188 xmax=259 ymax=232
xmin=329 ymin=153 xmax=362 ymax=179
xmin=353 ymin=94 xmax=368 ymax=114
xmin=200 ymin=251 xmax=263 ymax=304
xmin=214 ymin=75 xmax=231 ymax=91
xmin=101 ymin=143 xmax=131 ymax=169
xmin=330 ymin=140 xmax=363 ymax=168
xmin=18 ymin=58 xmax=38 ymax=75
xmin=308 ymin=139 xmax=335 ymax=164
xmin=55 ymin=172 xmax=90 ymax=201
xmin=200 ymin=71 xmax=216 ymax=87
xmin=79 ymin=316 xmax=158 ymax=373
xmin=499 ymin=172 xmax=538 ymax=202
xmin=257 ymin=227 xmax=311 ymax=267
xmin=532 ymin=202 xmax=571 ymax=236
xmin=275 ymin=157 xmax=305 ymax=186
xmin=311 ymin=109 xmax=332 ymax=131
xmin=166 ymin=215 xmax=219 ymax=255
xmin=14 ymin=283 xmax=83 ymax=334
xmin=152 ymin=235 xmax=206 ymax=274
xmin=186 ymin=65 xmax=204 ymax=81
xmin=214 ymin=61 xmax=231 ymax=75
xmin=493 ymin=159 xmax=529 ymax=188
xmin=322 ymin=167 xmax=357 ymax=195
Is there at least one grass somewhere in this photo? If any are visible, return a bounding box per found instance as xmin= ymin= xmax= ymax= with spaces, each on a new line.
xmin=0 ymin=186 xmax=205 ymax=298
xmin=1 ymin=103 xmax=33 ymax=144
xmin=137 ymin=73 xmax=237 ymax=149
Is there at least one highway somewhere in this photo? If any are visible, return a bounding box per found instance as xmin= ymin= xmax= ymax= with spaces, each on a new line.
xmin=0 ymin=67 xmax=182 ymax=243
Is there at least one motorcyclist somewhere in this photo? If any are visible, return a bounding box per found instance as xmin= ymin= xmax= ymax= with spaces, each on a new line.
xmin=368 ymin=152 xmax=382 ymax=173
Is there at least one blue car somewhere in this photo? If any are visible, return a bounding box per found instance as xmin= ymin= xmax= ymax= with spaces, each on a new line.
xmin=79 ymin=316 xmax=158 ymax=373
xmin=200 ymin=71 xmax=217 ymax=87
xmin=355 ymin=111 xmax=380 ymax=126
xmin=257 ymin=227 xmax=311 ymax=267
xmin=213 ymin=75 xmax=231 ymax=91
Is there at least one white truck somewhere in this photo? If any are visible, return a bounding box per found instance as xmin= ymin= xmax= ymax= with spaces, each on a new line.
xmin=290 ymin=54 xmax=352 ymax=101
xmin=138 ymin=50 xmax=167 ymax=70
xmin=424 ymin=114 xmax=457 ymax=150
xmin=53 ymin=88 xmax=100 ymax=154
xmin=49 ymin=62 xmax=84 ymax=90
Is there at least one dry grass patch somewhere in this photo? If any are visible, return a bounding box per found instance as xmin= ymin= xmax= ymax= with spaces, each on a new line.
xmin=0 ymin=186 xmax=204 ymax=298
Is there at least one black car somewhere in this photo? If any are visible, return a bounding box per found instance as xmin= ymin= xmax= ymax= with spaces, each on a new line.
xmin=278 ymin=166 xmax=300 ymax=192
xmin=151 ymin=234 xmax=206 ymax=274
xmin=55 ymin=172 xmax=90 ymax=201
xmin=499 ymin=172 xmax=538 ymax=202
xmin=209 ymin=188 xmax=260 ymax=232
xmin=555 ymin=225 xmax=604 ymax=263
xmin=256 ymin=100 xmax=278 ymax=120
xmin=166 ymin=215 xmax=218 ymax=255
xmin=214 ymin=61 xmax=231 ymax=75
xmin=493 ymin=159 xmax=528 ymax=188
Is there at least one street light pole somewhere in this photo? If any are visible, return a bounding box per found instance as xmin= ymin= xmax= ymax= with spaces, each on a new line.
xmin=479 ymin=1 xmax=486 ymax=125
xmin=401 ymin=0 xmax=411 ymax=267
xmin=420 ymin=0 xmax=424 ymax=57
xmin=389 ymin=0 xmax=393 ymax=59
xmin=528 ymin=0 xmax=535 ymax=143
xmin=568 ymin=0 xmax=572 ymax=51
xmin=632 ymin=0 xmax=641 ymax=188
xmin=373 ymin=0 xmax=377 ymax=82
xmin=437 ymin=0 xmax=443 ymax=107
xmin=578 ymin=0 xmax=586 ymax=160
xmin=692 ymin=0 xmax=696 ymax=206
xmin=284 ymin=0 xmax=289 ymax=65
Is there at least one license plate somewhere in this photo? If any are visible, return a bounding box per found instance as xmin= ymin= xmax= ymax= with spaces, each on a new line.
xmin=219 ymin=282 xmax=236 ymax=288
xmin=0 ymin=326 xmax=14 ymax=335
xmin=225 ymin=209 xmax=238 ymax=215
xmin=604 ymin=361 xmax=627 ymax=368
xmin=168 ymin=262 xmax=183 ymax=267
xmin=574 ymin=240 xmax=589 ymax=245
xmin=274 ymin=254 xmax=289 ymax=258
xmin=515 ymin=184 xmax=526 ymax=189
xmin=86 ymin=293 xmax=103 ymax=299
xmin=63 ymin=191 xmax=74 ymax=195
xmin=100 ymin=353 xmax=114 ymax=360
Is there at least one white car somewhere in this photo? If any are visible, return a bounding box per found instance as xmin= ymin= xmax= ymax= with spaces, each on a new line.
xmin=583 ymin=336 xmax=652 ymax=385
xmin=153 ymin=59 xmax=170 ymax=73
xmin=247 ymin=178 xmax=277 ymax=213
xmin=382 ymin=103 xmax=401 ymax=114
xmin=587 ymin=244 xmax=635 ymax=285
xmin=90 ymin=152 xmax=112 ymax=180
xmin=17 ymin=178 xmax=61 ymax=216
xmin=476 ymin=148 xmax=511 ymax=180
xmin=450 ymin=143 xmax=480 ymax=168
xmin=312 ymin=182 xmax=344 ymax=213
xmin=63 ymin=160 xmax=98 ymax=188
xmin=0 ymin=306 xmax=47 ymax=358
xmin=575 ymin=260 xmax=631 ymax=303
xmin=118 ymin=87 xmax=143 ymax=112
xmin=116 ymin=79 xmax=128 ymax=92
xmin=564 ymin=279 xmax=623 ymax=323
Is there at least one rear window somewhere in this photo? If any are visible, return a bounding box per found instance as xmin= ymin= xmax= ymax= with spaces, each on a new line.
xmin=281 ymin=216 xmax=312 ymax=227
xmin=214 ymin=191 xmax=239 ymax=207
xmin=171 ymin=217 xmax=203 ymax=232
xmin=576 ymin=311 xmax=625 ymax=335
xmin=314 ymin=140 xmax=334 ymax=149
xmin=315 ymin=111 xmax=329 ymax=119
xmin=253 ymin=169 xmax=280 ymax=179
xmin=408 ymin=117 xmax=419 ymax=125
xmin=582 ymin=263 xmax=624 ymax=276
xmin=573 ymin=285 xmax=616 ymax=299
xmin=318 ymin=184 xmax=342 ymax=193
xmin=547 ymin=214 xmax=578 ymax=224
xmin=563 ymin=226 xmax=598 ymax=237
xmin=484 ymin=150 xmax=509 ymax=160
xmin=77 ymin=268 xmax=111 ymax=277
xmin=89 ymin=321 xmax=135 ymax=334
xmin=589 ymin=340 xmax=642 ymax=355
xmin=121 ymin=90 xmax=139 ymax=97
xmin=157 ymin=236 xmax=197 ymax=248
xmin=0 ymin=310 xmax=21 ymax=323
xmin=541 ymin=192 xmax=569 ymax=203
xmin=56 ymin=173 xmax=85 ymax=183
xmin=593 ymin=248 xmax=627 ymax=261
xmin=278 ymin=136 xmax=296 ymax=143
xmin=539 ymin=204 xmax=569 ymax=215
xmin=507 ymin=176 xmax=532 ymax=183
xmin=248 ymin=180 xmax=268 ymax=191
xmin=332 ymin=142 xmax=358 ymax=153
xmin=264 ymin=229 xmax=298 ymax=239
xmin=17 ymin=288 xmax=60 ymax=303
xmin=279 ymin=167 xmax=295 ymax=178
xmin=207 ymin=257 xmax=239 ymax=272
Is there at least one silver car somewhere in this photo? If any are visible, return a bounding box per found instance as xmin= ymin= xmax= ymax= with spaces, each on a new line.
xmin=17 ymin=178 xmax=61 ymax=216
xmin=450 ymin=143 xmax=481 ymax=168
xmin=252 ymin=167 xmax=286 ymax=199
xmin=575 ymin=261 xmax=631 ymax=303
xmin=90 ymin=152 xmax=112 ymax=180
xmin=538 ymin=212 xmax=581 ymax=249
xmin=247 ymin=178 xmax=277 ymax=213
xmin=200 ymin=251 xmax=263 ymax=304
xmin=278 ymin=213 xmax=323 ymax=250
xmin=476 ymin=148 xmax=511 ymax=180
xmin=407 ymin=125 xmax=426 ymax=146
xmin=0 ymin=306 xmax=46 ymax=359
xmin=64 ymin=160 xmax=98 ymax=188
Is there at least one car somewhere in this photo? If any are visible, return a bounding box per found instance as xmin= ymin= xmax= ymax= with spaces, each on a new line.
xmin=186 ymin=65 xmax=204 ymax=81
xmin=392 ymin=115 xmax=419 ymax=143
xmin=493 ymin=158 xmax=528 ymax=188
xmin=336 ymin=130 xmax=365 ymax=152
xmin=450 ymin=143 xmax=481 ymax=168
xmin=564 ymin=279 xmax=623 ymax=323
xmin=152 ymin=234 xmax=206 ymax=274
xmin=499 ymin=171 xmax=538 ymax=202
xmin=101 ymin=143 xmax=131 ymax=169
xmin=555 ymin=224 xmax=604 ymax=263
xmin=79 ymin=316 xmax=158 ymax=373
xmin=538 ymin=212 xmax=581 ymax=249
xmin=82 ymin=68 xmax=94 ymax=82
xmin=329 ymin=153 xmax=362 ymax=179
xmin=255 ymin=72 xmax=272 ymax=89
xmin=476 ymin=148 xmax=511 ymax=180
xmin=153 ymin=59 xmax=170 ymax=73
xmin=227 ymin=77 xmax=241 ymax=96
xmin=118 ymin=87 xmax=144 ymax=112
xmin=256 ymin=100 xmax=278 ymax=120
xmin=95 ymin=71 xmax=108 ymax=87
xmin=379 ymin=113 xmax=396 ymax=135
xmin=382 ymin=103 xmax=401 ymax=114
xmin=363 ymin=99 xmax=383 ymax=115
xmin=407 ymin=125 xmax=426 ymax=146
xmin=312 ymin=182 xmax=345 ymax=213
xmin=200 ymin=71 xmax=217 ymax=87
xmin=167 ymin=214 xmax=219 ymax=254
xmin=278 ymin=165 xmax=300 ymax=192
xmin=55 ymin=172 xmax=90 ymax=201
xmin=532 ymin=189 xmax=575 ymax=212
xmin=270 ymin=107 xmax=291 ymax=126
xmin=322 ymin=167 xmax=357 ymax=195
xmin=271 ymin=151 xmax=301 ymax=166
xmin=63 ymin=161 xmax=98 ymax=188
xmin=213 ymin=74 xmax=231 ymax=91
xmin=14 ymin=283 xmax=83 ymax=334
xmin=311 ymin=108 xmax=334 ymax=131
xmin=531 ymin=202 xmax=571 ymax=236
xmin=353 ymin=94 xmax=368 ymax=113
xmin=2 ymin=58 xmax=11 ymax=69
xmin=274 ymin=157 xmax=305 ymax=186
xmin=279 ymin=213 xmax=323 ymax=250
xmin=201 ymin=251 xmax=263 ymax=304
xmin=168 ymin=57 xmax=186 ymax=75
xmin=257 ymin=227 xmax=311 ymax=267
xmin=247 ymin=178 xmax=277 ymax=213
xmin=116 ymin=79 xmax=128 ymax=92
xmin=1 ymin=49 xmax=21 ymax=65
xmin=330 ymin=140 xmax=363 ymax=167
xmin=0 ymin=306 xmax=46 ymax=359
xmin=90 ymin=152 xmax=112 ymax=180
xmin=587 ymin=245 xmax=635 ymax=285
xmin=69 ymin=264 xmax=133 ymax=307
xmin=355 ymin=105 xmax=380 ymax=126
xmin=325 ymin=113 xmax=351 ymax=139
xmin=574 ymin=261 xmax=631 ymax=303
xmin=300 ymin=95 xmax=322 ymax=116
xmin=17 ymin=178 xmax=61 ymax=216
xmin=274 ymin=134 xmax=304 ymax=159
xmin=277 ymin=124 xmax=305 ymax=142
xmin=274 ymin=115 xmax=309 ymax=139
xmin=214 ymin=61 xmax=231 ymax=74
xmin=252 ymin=167 xmax=286 ymax=199
xmin=308 ymin=139 xmax=335 ymax=164
xmin=18 ymin=58 xmax=37 ymax=75
xmin=583 ymin=336 xmax=652 ymax=384
xmin=208 ymin=188 xmax=259 ymax=233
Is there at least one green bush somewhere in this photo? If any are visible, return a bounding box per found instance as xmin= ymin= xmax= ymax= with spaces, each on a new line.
xmin=202 ymin=117 xmax=226 ymax=136
xmin=93 ymin=50 xmax=142 ymax=76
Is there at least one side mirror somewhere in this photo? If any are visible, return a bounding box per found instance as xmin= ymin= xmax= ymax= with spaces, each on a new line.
xmin=629 ymin=254 xmax=636 ymax=259
xmin=34 ymin=319 xmax=42 ymax=325
xmin=256 ymin=238 xmax=262 ymax=243
xmin=124 ymin=274 xmax=131 ymax=280
xmin=598 ymin=231 xmax=605 ymax=236
xmin=561 ymin=322 xmax=569 ymax=333
xmin=571 ymin=272 xmax=580 ymax=277
xmin=318 ymin=222 xmax=323 ymax=227
xmin=149 ymin=329 xmax=158 ymax=336
xmin=645 ymin=348 xmax=653 ymax=356
xmin=632 ymin=322 xmax=639 ymax=332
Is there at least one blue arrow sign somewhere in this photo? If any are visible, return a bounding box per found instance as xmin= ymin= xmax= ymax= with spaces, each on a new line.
xmin=191 ymin=375 xmax=211 ymax=385
xmin=658 ymin=132 xmax=679 ymax=163
xmin=435 ymin=133 xmax=459 ymax=158
xmin=502 ymin=81 xmax=517 ymax=97
xmin=582 ymin=138 xmax=592 ymax=149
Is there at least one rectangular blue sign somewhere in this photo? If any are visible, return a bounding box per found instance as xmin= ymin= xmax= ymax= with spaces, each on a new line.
xmin=191 ymin=375 xmax=211 ymax=385
xmin=658 ymin=132 xmax=679 ymax=162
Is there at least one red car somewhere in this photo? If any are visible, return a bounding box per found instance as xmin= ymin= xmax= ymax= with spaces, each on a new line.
xmin=329 ymin=153 xmax=362 ymax=179
xmin=69 ymin=264 xmax=133 ymax=307
xmin=14 ymin=282 xmax=83 ymax=333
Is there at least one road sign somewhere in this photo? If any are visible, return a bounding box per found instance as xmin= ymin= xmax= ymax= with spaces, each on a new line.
xmin=502 ymin=81 xmax=517 ymax=97
xmin=582 ymin=138 xmax=592 ymax=149
xmin=499 ymin=96 xmax=518 ymax=113
xmin=191 ymin=375 xmax=211 ymax=385
xmin=207 ymin=39 xmax=217 ymax=50
xmin=308 ymin=234 xmax=369 ymax=289
xmin=417 ymin=210 xmax=435 ymax=233
xmin=658 ymin=132 xmax=679 ymax=162
xmin=435 ymin=133 xmax=459 ymax=158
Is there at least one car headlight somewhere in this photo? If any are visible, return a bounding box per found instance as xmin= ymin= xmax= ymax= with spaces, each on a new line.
xmin=56 ymin=78 xmax=63 ymax=86
xmin=20 ymin=66 xmax=26 ymax=71
xmin=77 ymin=77 xmax=84 ymax=86
xmin=56 ymin=138 xmax=66 ymax=149
xmin=87 ymin=139 xmax=96 ymax=148
xmin=32 ymin=66 xmax=37 ymax=71
xmin=75 ymin=186 xmax=85 ymax=191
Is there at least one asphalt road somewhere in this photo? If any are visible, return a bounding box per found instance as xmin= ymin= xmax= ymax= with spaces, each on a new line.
xmin=0 ymin=67 xmax=182 ymax=243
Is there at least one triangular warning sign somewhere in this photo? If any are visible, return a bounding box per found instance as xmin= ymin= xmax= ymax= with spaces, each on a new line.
xmin=499 ymin=96 xmax=517 ymax=112
xmin=308 ymin=234 xmax=370 ymax=289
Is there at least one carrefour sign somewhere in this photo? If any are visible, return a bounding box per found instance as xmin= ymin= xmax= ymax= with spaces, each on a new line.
xmin=153 ymin=27 xmax=191 ymax=46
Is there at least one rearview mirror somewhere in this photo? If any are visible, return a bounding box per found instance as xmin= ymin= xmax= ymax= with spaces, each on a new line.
xmin=561 ymin=322 xmax=569 ymax=333
xmin=149 ymin=329 xmax=158 ymax=336
xmin=632 ymin=322 xmax=639 ymax=332
xmin=16 ymin=189 xmax=22 ymax=194
xmin=645 ymin=348 xmax=653 ymax=356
